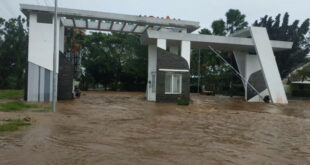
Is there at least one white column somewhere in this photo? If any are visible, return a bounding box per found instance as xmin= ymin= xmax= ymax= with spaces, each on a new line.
xmin=169 ymin=46 xmax=179 ymax=55
xmin=157 ymin=39 xmax=166 ymax=50
xmin=250 ymin=27 xmax=288 ymax=104
xmin=234 ymin=51 xmax=247 ymax=100
xmin=147 ymin=45 xmax=157 ymax=101
xmin=59 ymin=23 xmax=65 ymax=53
xmin=181 ymin=40 xmax=191 ymax=68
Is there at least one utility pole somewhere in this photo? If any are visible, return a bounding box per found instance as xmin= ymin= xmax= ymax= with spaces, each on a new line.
xmin=197 ymin=49 xmax=201 ymax=94
xmin=52 ymin=0 xmax=58 ymax=112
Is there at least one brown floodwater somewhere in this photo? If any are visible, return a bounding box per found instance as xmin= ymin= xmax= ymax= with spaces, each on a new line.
xmin=0 ymin=91 xmax=310 ymax=165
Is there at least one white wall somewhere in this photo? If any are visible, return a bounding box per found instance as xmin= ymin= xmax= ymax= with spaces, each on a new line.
xmin=28 ymin=13 xmax=60 ymax=73
xmin=234 ymin=51 xmax=270 ymax=102
xmin=157 ymin=39 xmax=166 ymax=50
xmin=181 ymin=41 xmax=191 ymax=68
xmin=246 ymin=55 xmax=261 ymax=80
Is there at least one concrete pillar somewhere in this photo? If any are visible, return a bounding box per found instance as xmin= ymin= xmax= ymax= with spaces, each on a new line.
xmin=27 ymin=13 xmax=61 ymax=102
xmin=250 ymin=27 xmax=288 ymax=104
xmin=59 ymin=24 xmax=65 ymax=53
xmin=234 ymin=51 xmax=247 ymax=100
xmin=181 ymin=40 xmax=191 ymax=68
xmin=147 ymin=39 xmax=167 ymax=101
xmin=157 ymin=39 xmax=166 ymax=50
xmin=147 ymin=45 xmax=157 ymax=101
xmin=169 ymin=46 xmax=179 ymax=55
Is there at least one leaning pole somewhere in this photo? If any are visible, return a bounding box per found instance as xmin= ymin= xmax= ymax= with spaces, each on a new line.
xmin=52 ymin=0 xmax=58 ymax=112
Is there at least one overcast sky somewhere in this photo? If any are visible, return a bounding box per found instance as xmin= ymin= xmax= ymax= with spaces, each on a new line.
xmin=0 ymin=0 xmax=309 ymax=32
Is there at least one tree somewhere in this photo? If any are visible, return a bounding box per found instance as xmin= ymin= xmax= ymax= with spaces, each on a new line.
xmin=0 ymin=16 xmax=28 ymax=89
xmin=297 ymin=65 xmax=310 ymax=81
xmin=211 ymin=20 xmax=226 ymax=36
xmin=75 ymin=31 xmax=147 ymax=91
xmin=191 ymin=9 xmax=248 ymax=95
xmin=225 ymin=9 xmax=248 ymax=34
xmin=254 ymin=13 xmax=310 ymax=78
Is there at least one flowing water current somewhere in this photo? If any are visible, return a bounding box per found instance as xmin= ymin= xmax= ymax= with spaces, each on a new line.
xmin=0 ymin=91 xmax=310 ymax=165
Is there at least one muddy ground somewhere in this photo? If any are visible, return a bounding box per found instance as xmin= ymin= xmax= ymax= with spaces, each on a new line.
xmin=0 ymin=91 xmax=310 ymax=165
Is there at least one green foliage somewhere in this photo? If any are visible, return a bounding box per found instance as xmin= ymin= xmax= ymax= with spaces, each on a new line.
xmin=76 ymin=32 xmax=147 ymax=91
xmin=297 ymin=65 xmax=310 ymax=81
xmin=290 ymin=84 xmax=310 ymax=97
xmin=0 ymin=90 xmax=24 ymax=99
xmin=225 ymin=9 xmax=248 ymax=34
xmin=0 ymin=16 xmax=28 ymax=89
xmin=191 ymin=9 xmax=248 ymax=95
xmin=177 ymin=100 xmax=190 ymax=106
xmin=0 ymin=101 xmax=38 ymax=112
xmin=0 ymin=119 xmax=31 ymax=132
xmin=254 ymin=13 xmax=310 ymax=78
xmin=212 ymin=19 xmax=226 ymax=35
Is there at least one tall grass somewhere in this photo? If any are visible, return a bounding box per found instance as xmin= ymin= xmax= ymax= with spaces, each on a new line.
xmin=0 ymin=101 xmax=38 ymax=112
xmin=0 ymin=119 xmax=31 ymax=132
xmin=0 ymin=90 xmax=24 ymax=99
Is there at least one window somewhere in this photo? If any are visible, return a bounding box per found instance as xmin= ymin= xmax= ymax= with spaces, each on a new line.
xmin=37 ymin=13 xmax=53 ymax=24
xmin=165 ymin=73 xmax=182 ymax=94
xmin=151 ymin=73 xmax=156 ymax=93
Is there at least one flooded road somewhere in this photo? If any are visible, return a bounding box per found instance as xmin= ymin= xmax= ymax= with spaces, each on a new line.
xmin=1 ymin=91 xmax=310 ymax=165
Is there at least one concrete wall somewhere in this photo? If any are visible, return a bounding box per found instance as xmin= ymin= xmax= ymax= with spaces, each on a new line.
xmin=28 ymin=13 xmax=60 ymax=72
xmin=57 ymin=52 xmax=74 ymax=100
xmin=234 ymin=51 xmax=270 ymax=102
xmin=27 ymin=62 xmax=54 ymax=102
xmin=27 ymin=13 xmax=63 ymax=102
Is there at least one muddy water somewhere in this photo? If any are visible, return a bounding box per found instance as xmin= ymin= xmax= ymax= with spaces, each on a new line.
xmin=0 ymin=91 xmax=310 ymax=165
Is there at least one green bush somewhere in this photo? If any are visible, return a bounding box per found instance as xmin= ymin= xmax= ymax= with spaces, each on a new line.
xmin=177 ymin=100 xmax=190 ymax=106
xmin=290 ymin=84 xmax=310 ymax=97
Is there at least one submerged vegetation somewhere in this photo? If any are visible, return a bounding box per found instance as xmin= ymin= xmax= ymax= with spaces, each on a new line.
xmin=0 ymin=119 xmax=31 ymax=132
xmin=0 ymin=90 xmax=24 ymax=99
xmin=0 ymin=101 xmax=38 ymax=112
xmin=177 ymin=100 xmax=190 ymax=106
xmin=32 ymin=106 xmax=52 ymax=113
